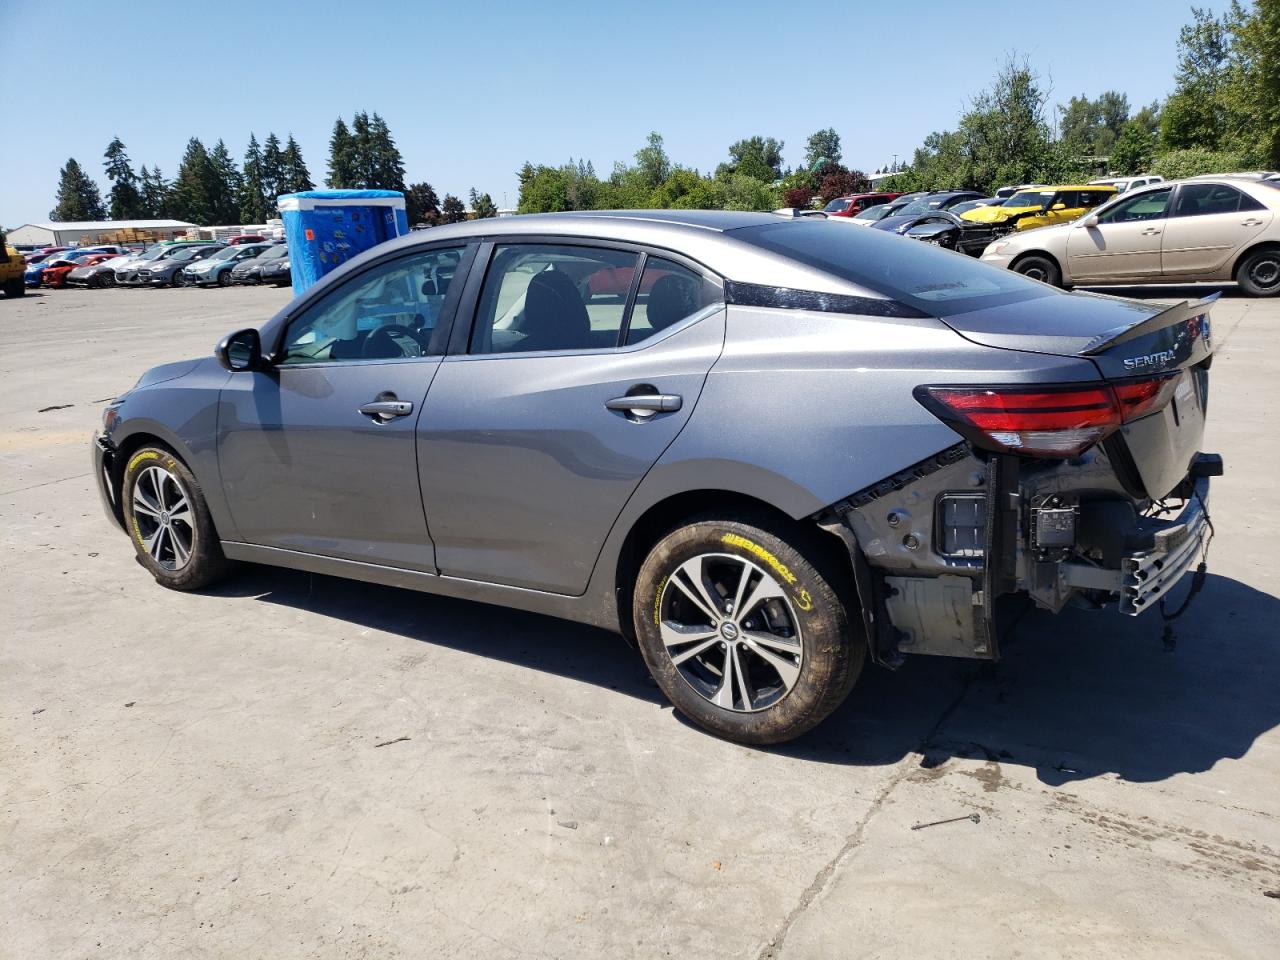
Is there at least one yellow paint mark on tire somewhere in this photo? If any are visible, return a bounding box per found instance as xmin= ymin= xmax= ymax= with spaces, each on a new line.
xmin=654 ymin=575 xmax=669 ymax=626
xmin=127 ymin=450 xmax=159 ymax=471
xmin=720 ymin=533 xmax=813 ymax=613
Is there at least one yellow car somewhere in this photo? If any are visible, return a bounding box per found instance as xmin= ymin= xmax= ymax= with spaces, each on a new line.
xmin=2 ymin=242 xmax=26 ymax=298
xmin=961 ymin=184 xmax=1117 ymax=232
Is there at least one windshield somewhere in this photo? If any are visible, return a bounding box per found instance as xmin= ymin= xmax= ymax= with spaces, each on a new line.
xmin=853 ymin=204 xmax=889 ymax=220
xmin=209 ymin=246 xmax=241 ymax=261
xmin=949 ymin=200 xmax=986 ymax=215
xmin=738 ymin=220 xmax=1055 ymax=317
xmin=170 ymin=247 xmax=207 ymax=262
xmin=894 ymin=200 xmax=935 ymax=217
xmin=261 ymin=243 xmax=288 ymax=258
xmin=823 ymin=199 xmax=851 ymax=213
xmin=139 ymin=245 xmax=170 ymax=260
xmin=1007 ymin=190 xmax=1055 ymax=209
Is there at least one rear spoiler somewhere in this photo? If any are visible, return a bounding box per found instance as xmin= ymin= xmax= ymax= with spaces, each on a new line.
xmin=1080 ymin=294 xmax=1219 ymax=356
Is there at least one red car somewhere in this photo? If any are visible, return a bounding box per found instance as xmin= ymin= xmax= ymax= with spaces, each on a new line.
xmin=225 ymin=234 xmax=267 ymax=245
xmin=822 ymin=192 xmax=903 ymax=217
xmin=42 ymin=253 xmax=119 ymax=288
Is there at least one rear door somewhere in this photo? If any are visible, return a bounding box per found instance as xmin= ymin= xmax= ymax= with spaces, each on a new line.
xmin=417 ymin=240 xmax=725 ymax=594
xmin=1160 ymin=182 xmax=1273 ymax=277
xmin=1066 ymin=186 xmax=1172 ymax=280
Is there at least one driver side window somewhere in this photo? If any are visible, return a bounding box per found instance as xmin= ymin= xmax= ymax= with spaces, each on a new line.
xmin=280 ymin=247 xmax=464 ymax=364
xmin=1097 ymin=187 xmax=1172 ymax=224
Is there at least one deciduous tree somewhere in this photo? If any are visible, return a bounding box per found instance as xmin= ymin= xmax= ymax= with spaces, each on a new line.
xmin=440 ymin=194 xmax=466 ymax=223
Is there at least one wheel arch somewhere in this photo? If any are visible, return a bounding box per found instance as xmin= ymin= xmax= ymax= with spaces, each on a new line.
xmin=1232 ymin=239 xmax=1280 ymax=279
xmin=610 ymin=489 xmax=857 ymax=643
xmin=1009 ymin=248 xmax=1064 ymax=277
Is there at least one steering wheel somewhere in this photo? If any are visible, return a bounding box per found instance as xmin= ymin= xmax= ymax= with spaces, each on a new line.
xmin=362 ymin=324 xmax=427 ymax=359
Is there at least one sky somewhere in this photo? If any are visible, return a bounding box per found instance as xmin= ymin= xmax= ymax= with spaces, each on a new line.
xmin=0 ymin=0 xmax=1239 ymax=227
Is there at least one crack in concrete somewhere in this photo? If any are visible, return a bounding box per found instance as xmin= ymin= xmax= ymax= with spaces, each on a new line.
xmin=757 ymin=669 xmax=984 ymax=959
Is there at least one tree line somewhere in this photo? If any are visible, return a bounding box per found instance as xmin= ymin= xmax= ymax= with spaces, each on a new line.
xmin=47 ymin=111 xmax=498 ymax=227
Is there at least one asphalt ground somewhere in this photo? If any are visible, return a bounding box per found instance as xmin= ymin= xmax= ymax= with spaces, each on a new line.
xmin=2 ymin=282 xmax=1277 ymax=958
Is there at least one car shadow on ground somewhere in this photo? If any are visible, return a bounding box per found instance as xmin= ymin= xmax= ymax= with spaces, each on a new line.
xmin=210 ymin=568 xmax=1280 ymax=786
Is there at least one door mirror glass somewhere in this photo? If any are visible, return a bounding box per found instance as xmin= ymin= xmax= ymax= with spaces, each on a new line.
xmin=217 ymin=327 xmax=262 ymax=371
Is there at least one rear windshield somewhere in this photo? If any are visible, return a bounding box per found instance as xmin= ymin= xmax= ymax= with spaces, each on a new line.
xmin=736 ymin=220 xmax=1055 ymax=316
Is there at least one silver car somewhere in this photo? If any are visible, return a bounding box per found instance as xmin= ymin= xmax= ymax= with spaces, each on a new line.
xmin=94 ymin=211 xmax=1221 ymax=744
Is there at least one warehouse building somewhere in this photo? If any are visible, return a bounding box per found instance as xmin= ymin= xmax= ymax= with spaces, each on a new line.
xmin=6 ymin=219 xmax=197 ymax=247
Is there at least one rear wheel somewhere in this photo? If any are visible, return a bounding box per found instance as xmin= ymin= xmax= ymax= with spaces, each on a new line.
xmin=2 ymin=278 xmax=24 ymax=298
xmin=632 ymin=514 xmax=864 ymax=744
xmin=1236 ymin=248 xmax=1280 ymax=297
xmin=122 ymin=446 xmax=232 ymax=590
xmin=216 ymin=269 xmax=231 ymax=287
xmin=1012 ymin=254 xmax=1062 ymax=287
xmin=171 ymin=270 xmax=186 ymax=288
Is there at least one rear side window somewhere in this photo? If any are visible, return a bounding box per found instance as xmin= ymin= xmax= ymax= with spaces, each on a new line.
xmin=737 ymin=220 xmax=1055 ymax=316
xmin=470 ymin=244 xmax=639 ymax=354
xmin=624 ymin=258 xmax=722 ymax=346
xmin=1172 ymin=183 xmax=1262 ymax=217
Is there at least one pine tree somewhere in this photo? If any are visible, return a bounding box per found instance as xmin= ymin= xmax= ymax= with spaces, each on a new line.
xmin=405 ymin=181 xmax=440 ymax=225
xmin=350 ymin=111 xmax=375 ymax=188
xmin=280 ymin=135 xmax=314 ymax=194
xmin=208 ymin=139 xmax=243 ymax=224
xmin=260 ymin=133 xmax=285 ymax=204
xmin=469 ymin=187 xmax=497 ymax=219
xmin=103 ymin=137 xmax=143 ymax=220
xmin=441 ymin=194 xmax=466 ymax=223
xmin=239 ymin=134 xmax=269 ymax=224
xmin=50 ymin=158 xmax=105 ymax=221
xmin=327 ymin=117 xmax=357 ymax=188
xmin=170 ymin=138 xmax=215 ymax=224
xmin=139 ymin=165 xmax=170 ymax=218
xmin=367 ymin=113 xmax=406 ymax=191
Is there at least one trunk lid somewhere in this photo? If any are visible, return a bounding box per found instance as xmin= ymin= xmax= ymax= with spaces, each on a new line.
xmin=940 ymin=292 xmax=1217 ymax=499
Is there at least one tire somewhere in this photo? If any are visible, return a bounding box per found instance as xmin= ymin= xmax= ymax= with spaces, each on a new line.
xmin=216 ymin=269 xmax=231 ymax=287
xmin=170 ymin=270 xmax=186 ymax=288
xmin=1012 ymin=254 xmax=1062 ymax=287
xmin=121 ymin=445 xmax=232 ymax=591
xmin=100 ymin=271 xmax=116 ymax=288
xmin=632 ymin=514 xmax=865 ymax=745
xmin=1235 ymin=248 xmax=1280 ymax=297
xmin=3 ymin=278 xmax=24 ymax=298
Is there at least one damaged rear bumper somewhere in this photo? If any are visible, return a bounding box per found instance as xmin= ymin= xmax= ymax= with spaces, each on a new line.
xmin=822 ymin=446 xmax=1219 ymax=664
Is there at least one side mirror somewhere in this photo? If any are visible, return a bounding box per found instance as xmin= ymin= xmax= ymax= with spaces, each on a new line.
xmin=216 ymin=327 xmax=263 ymax=371
xmin=1078 ymin=213 xmax=1100 ymax=228
xmin=1051 ymin=202 xmax=1067 ymax=211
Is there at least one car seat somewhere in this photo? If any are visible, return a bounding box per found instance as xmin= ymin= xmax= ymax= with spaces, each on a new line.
xmin=518 ymin=270 xmax=589 ymax=351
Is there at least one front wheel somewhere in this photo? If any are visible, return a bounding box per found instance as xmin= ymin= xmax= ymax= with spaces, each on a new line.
xmin=121 ymin=446 xmax=232 ymax=590
xmin=633 ymin=515 xmax=864 ymax=745
xmin=216 ymin=270 xmax=231 ymax=287
xmin=1236 ymin=248 xmax=1280 ymax=297
xmin=171 ymin=271 xmax=187 ymax=288
xmin=2 ymin=278 xmax=24 ymax=298
xmin=1012 ymin=254 xmax=1063 ymax=287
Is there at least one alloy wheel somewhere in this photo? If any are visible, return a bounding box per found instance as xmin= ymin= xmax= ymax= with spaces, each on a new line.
xmin=131 ymin=465 xmax=194 ymax=571
xmin=657 ymin=552 xmax=803 ymax=712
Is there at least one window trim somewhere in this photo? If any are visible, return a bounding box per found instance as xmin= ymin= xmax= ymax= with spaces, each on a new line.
xmin=271 ymin=242 xmax=477 ymax=367
xmin=447 ymin=235 xmax=723 ymax=360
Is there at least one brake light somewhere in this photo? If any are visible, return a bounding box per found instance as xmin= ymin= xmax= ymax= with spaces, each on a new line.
xmin=914 ymin=375 xmax=1178 ymax=458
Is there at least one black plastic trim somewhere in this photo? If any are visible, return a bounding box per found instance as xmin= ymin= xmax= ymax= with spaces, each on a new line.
xmin=723 ymin=281 xmax=929 ymax=319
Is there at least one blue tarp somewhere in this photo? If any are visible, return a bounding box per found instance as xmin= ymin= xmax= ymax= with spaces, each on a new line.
xmin=277 ymin=190 xmax=409 ymax=295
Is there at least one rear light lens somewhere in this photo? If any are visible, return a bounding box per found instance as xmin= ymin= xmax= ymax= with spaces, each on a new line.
xmin=914 ymin=375 xmax=1178 ymax=458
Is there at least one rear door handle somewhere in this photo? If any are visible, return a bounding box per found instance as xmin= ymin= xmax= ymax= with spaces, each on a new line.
xmin=605 ymin=393 xmax=682 ymax=414
xmin=358 ymin=399 xmax=414 ymax=420
xmin=1242 ymin=218 xmax=1264 ymax=226
xmin=1140 ymin=228 xmax=1162 ymax=236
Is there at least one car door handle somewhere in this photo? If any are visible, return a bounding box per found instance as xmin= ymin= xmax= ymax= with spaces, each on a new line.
xmin=1140 ymin=228 xmax=1162 ymax=236
xmin=358 ymin=399 xmax=413 ymax=419
xmin=1242 ymin=218 xmax=1264 ymax=227
xmin=605 ymin=393 xmax=682 ymax=414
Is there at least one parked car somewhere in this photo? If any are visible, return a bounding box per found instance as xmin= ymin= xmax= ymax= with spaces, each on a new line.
xmin=114 ymin=241 xmax=220 ymax=286
xmin=822 ymin=192 xmax=903 ymax=217
xmin=874 ymin=209 xmax=998 ymax=256
xmin=994 ymin=183 xmax=1049 ymax=199
xmin=948 ymin=197 xmax=1002 ymax=216
xmin=871 ymin=191 xmax=987 ymax=234
xmin=42 ymin=253 xmax=119 ymax=288
xmin=225 ymin=234 xmax=267 ymax=245
xmin=183 ymin=243 xmax=272 ymax=287
xmin=1090 ymin=175 xmax=1164 ymax=194
xmin=845 ymin=203 xmax=894 ymax=226
xmin=24 ymin=246 xmax=70 ymax=264
xmin=961 ymin=184 xmax=1117 ymax=233
xmin=230 ymin=243 xmax=288 ymax=284
xmin=980 ymin=176 xmax=1280 ymax=295
xmin=133 ymin=245 xmax=225 ymax=287
xmin=258 ymin=253 xmax=292 ymax=287
xmin=1 ymin=242 xmax=25 ymax=297
xmin=93 ymin=210 xmax=1222 ymax=744
xmin=26 ymin=248 xmax=104 ymax=287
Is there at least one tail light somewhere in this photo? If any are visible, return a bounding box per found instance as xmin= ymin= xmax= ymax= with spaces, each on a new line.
xmin=914 ymin=375 xmax=1179 ymax=458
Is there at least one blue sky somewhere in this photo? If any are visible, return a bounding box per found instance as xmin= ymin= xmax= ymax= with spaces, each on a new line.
xmin=0 ymin=0 xmax=1237 ymax=227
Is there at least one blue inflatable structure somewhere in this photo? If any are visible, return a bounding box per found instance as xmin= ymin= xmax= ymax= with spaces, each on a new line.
xmin=277 ymin=189 xmax=409 ymax=295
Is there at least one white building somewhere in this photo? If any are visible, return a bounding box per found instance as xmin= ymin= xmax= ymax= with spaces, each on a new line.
xmin=6 ymin=219 xmax=197 ymax=247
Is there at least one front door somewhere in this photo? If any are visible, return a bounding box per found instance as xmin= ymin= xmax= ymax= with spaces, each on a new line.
xmin=1161 ymin=182 xmax=1273 ymax=277
xmin=1066 ymin=186 xmax=1173 ymax=281
xmin=418 ymin=242 xmax=726 ymax=594
xmin=216 ymin=246 xmax=468 ymax=571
